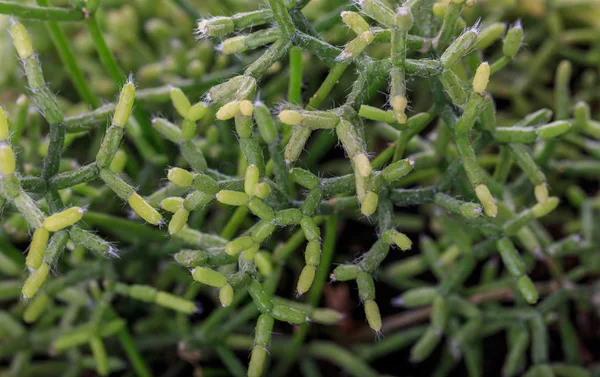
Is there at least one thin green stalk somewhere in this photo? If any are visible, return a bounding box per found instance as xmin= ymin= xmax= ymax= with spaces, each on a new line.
xmin=434 ymin=2 xmax=462 ymax=49
xmin=300 ymin=358 xmax=323 ymax=377
xmin=371 ymin=146 xmax=395 ymax=170
xmin=36 ymin=0 xmax=99 ymax=108
xmin=308 ymin=216 xmax=337 ymax=306
xmin=307 ymin=62 xmax=349 ymax=109
xmin=302 ymin=62 xmax=351 ymax=164
xmin=304 ymin=132 xmax=337 ymax=167
xmin=172 ymin=0 xmax=200 ymax=19
xmin=116 ymin=325 xmax=153 ymax=377
xmin=288 ymin=46 xmax=303 ymax=105
xmin=0 ymin=1 xmax=84 ymax=21
xmin=85 ymin=16 xmax=163 ymax=152
xmin=85 ymin=17 xmax=122 ymax=86
xmin=215 ymin=345 xmax=246 ymax=377
xmin=87 ymin=271 xmax=152 ymax=377
xmin=11 ymin=96 xmax=29 ymax=145
xmin=193 ymin=290 xmax=251 ymax=343
xmin=393 ymin=130 xmax=409 ymax=162
xmin=220 ymin=206 xmax=249 ymax=240
xmin=307 ymin=341 xmax=381 ymax=377
xmin=354 ymin=326 xmax=427 ymax=361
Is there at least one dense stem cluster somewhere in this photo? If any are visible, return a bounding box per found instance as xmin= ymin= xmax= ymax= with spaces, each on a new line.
xmin=1 ymin=0 xmax=600 ymax=377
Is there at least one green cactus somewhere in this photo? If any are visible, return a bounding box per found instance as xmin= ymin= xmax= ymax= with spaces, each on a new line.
xmin=1 ymin=0 xmax=600 ymax=377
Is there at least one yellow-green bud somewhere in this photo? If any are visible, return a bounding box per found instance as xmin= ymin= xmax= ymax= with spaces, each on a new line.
xmin=353 ymin=153 xmax=372 ymax=177
xmin=26 ymin=228 xmax=49 ymax=270
xmin=22 ymin=263 xmax=50 ymax=299
xmin=187 ymin=102 xmax=208 ymax=121
xmin=364 ymin=299 xmax=382 ymax=332
xmin=170 ymin=87 xmax=191 ymax=117
xmin=216 ymin=101 xmax=240 ymax=120
xmin=109 ymin=149 xmax=127 ymax=173
xmin=219 ymin=284 xmax=234 ymax=307
xmin=239 ymin=100 xmax=254 ymax=116
xmin=391 ymin=95 xmax=408 ymax=122
xmin=278 ymin=110 xmax=302 ymax=126
xmin=167 ymin=167 xmax=194 ymax=187
xmin=11 ymin=23 xmax=34 ymax=59
xmin=255 ymin=251 xmax=273 ymax=277
xmin=0 ymin=108 xmax=8 ymax=141
xmin=393 ymin=232 xmax=412 ymax=251
xmin=311 ymin=308 xmax=344 ymax=325
xmin=473 ymin=62 xmax=490 ymax=94
xmin=128 ymin=193 xmax=163 ymax=225
xmin=475 ymin=184 xmax=497 ymax=218
xmin=161 ymin=197 xmax=184 ymax=213
xmin=0 ymin=144 xmax=16 ymax=175
xmin=245 ymin=165 xmax=260 ymax=196
xmin=254 ymin=182 xmax=271 ymax=199
xmin=296 ymin=265 xmax=316 ymax=295
xmin=225 ymin=236 xmax=255 ymax=256
xmin=221 ymin=36 xmax=247 ymax=55
xmin=192 ymin=266 xmax=227 ymax=288
xmin=168 ymin=207 xmax=189 ymax=235
xmin=248 ymin=346 xmax=267 ymax=377
xmin=361 ymin=191 xmax=379 ymax=217
xmin=113 ymin=82 xmax=136 ymax=128
xmin=532 ymin=197 xmax=559 ymax=218
xmin=216 ymin=190 xmax=249 ymax=206
xmin=534 ymin=183 xmax=549 ymax=204
xmin=43 ymin=207 xmax=85 ymax=232
xmin=341 ymin=11 xmax=370 ymax=34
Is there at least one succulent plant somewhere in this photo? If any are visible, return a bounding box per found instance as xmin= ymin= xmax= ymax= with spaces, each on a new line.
xmin=1 ymin=0 xmax=600 ymax=376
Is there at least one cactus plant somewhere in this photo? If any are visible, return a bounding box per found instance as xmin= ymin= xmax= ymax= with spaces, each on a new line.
xmin=1 ymin=0 xmax=600 ymax=376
